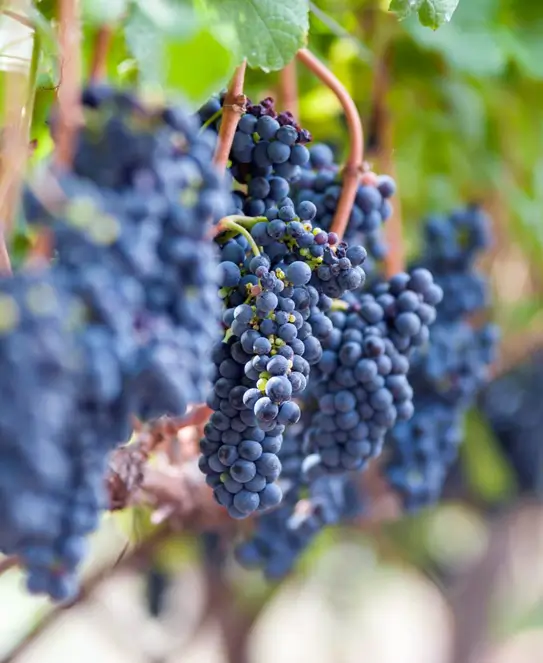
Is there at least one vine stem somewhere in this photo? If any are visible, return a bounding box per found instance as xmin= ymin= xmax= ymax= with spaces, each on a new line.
xmin=55 ymin=0 xmax=82 ymax=170
xmin=368 ymin=51 xmax=405 ymax=277
xmin=89 ymin=25 xmax=112 ymax=82
xmin=296 ymin=48 xmax=364 ymax=242
xmin=279 ymin=60 xmax=299 ymax=118
xmin=0 ymin=555 xmax=18 ymax=576
xmin=199 ymin=108 xmax=223 ymax=134
xmin=217 ymin=217 xmax=261 ymax=256
xmin=0 ymin=3 xmax=41 ymax=273
xmin=213 ymin=61 xmax=247 ymax=173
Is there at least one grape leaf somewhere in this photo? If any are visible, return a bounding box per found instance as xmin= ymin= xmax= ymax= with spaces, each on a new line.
xmin=389 ymin=0 xmax=422 ymax=21
xmin=389 ymin=0 xmax=461 ymax=29
xmin=82 ymin=0 xmax=128 ymax=24
xmin=125 ymin=6 xmax=233 ymax=106
xmin=165 ymin=29 xmax=234 ymax=105
xmin=203 ymin=0 xmax=309 ymax=71
xmin=418 ymin=0 xmax=461 ymax=29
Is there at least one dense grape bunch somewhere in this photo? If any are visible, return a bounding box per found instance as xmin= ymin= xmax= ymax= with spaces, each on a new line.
xmin=291 ymin=143 xmax=396 ymax=260
xmin=198 ymin=200 xmax=369 ymax=517
xmin=198 ymin=95 xmax=312 ymax=218
xmin=301 ymin=279 xmax=441 ymax=477
xmin=235 ymin=469 xmax=364 ymax=580
xmin=412 ymin=205 xmax=492 ymax=321
xmin=385 ymin=322 xmax=498 ymax=510
xmin=27 ymin=85 xmax=230 ymax=421
xmin=383 ymin=207 xmax=499 ymax=509
xmin=13 ymin=87 xmax=231 ymax=600
xmin=366 ymin=268 xmax=444 ymax=355
xmin=198 ymin=337 xmax=286 ymax=519
xmin=480 ymin=351 xmax=543 ymax=496
xmin=0 ymin=270 xmax=87 ymax=600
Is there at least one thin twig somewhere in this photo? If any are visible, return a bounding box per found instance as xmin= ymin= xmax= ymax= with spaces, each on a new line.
xmin=213 ymin=61 xmax=247 ymax=173
xmin=55 ymin=0 xmax=82 ymax=170
xmin=448 ymin=505 xmax=532 ymax=663
xmin=1 ymin=9 xmax=34 ymax=30
xmin=0 ymin=232 xmax=11 ymax=275
xmin=279 ymin=60 xmax=299 ymax=118
xmin=296 ymin=48 xmax=364 ymax=242
xmin=368 ymin=51 xmax=404 ymax=277
xmin=89 ymin=25 xmax=112 ymax=82
xmin=0 ymin=555 xmax=18 ymax=576
xmin=0 ymin=31 xmax=31 ymax=270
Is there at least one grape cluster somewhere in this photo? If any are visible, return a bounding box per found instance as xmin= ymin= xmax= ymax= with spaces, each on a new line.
xmin=366 ymin=268 xmax=444 ymax=354
xmin=480 ymin=350 xmax=543 ymax=497
xmin=412 ymin=204 xmax=492 ymax=321
xmin=291 ymin=143 xmax=396 ymax=260
xmin=235 ymin=470 xmax=364 ymax=580
xmin=199 ymin=95 xmax=311 ymax=219
xmin=384 ymin=207 xmax=499 ymax=509
xmin=0 ymin=271 xmax=85 ymax=601
xmin=198 ymin=201 xmax=369 ymax=516
xmin=8 ymin=87 xmax=230 ymax=600
xmin=302 ymin=269 xmax=443 ymax=477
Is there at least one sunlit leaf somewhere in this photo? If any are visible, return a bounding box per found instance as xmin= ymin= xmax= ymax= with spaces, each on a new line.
xmin=389 ymin=0 xmax=461 ymax=29
xmin=203 ymin=0 xmax=309 ymax=71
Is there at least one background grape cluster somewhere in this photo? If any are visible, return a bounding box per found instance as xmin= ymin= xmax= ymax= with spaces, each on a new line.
xmin=0 ymin=87 xmax=231 ymax=600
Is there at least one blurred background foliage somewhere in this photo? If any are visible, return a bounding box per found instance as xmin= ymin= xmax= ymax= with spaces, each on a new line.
xmin=1 ymin=1 xmax=543 ymax=661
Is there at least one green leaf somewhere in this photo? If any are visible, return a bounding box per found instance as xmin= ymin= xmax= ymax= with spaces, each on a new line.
xmin=418 ymin=0 xmax=460 ymax=29
xmin=133 ymin=0 xmax=197 ymax=36
xmin=460 ymin=409 xmax=517 ymax=504
xmin=405 ymin=20 xmax=506 ymax=77
xmin=389 ymin=0 xmax=422 ymax=21
xmin=389 ymin=0 xmax=461 ymax=29
xmin=82 ymin=0 xmax=129 ymax=24
xmin=203 ymin=0 xmax=309 ymax=71
xmin=124 ymin=9 xmax=163 ymax=88
xmin=125 ymin=6 xmax=234 ymax=106
xmin=165 ymin=28 xmax=234 ymax=105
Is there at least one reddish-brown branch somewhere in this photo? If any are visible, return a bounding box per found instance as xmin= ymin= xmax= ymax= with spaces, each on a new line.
xmin=368 ymin=53 xmax=404 ymax=277
xmin=213 ymin=62 xmax=247 ymax=173
xmin=1 ymin=9 xmax=34 ymax=30
xmin=0 ymin=232 xmax=11 ymax=275
xmin=279 ymin=60 xmax=299 ymax=118
xmin=89 ymin=26 xmax=112 ymax=82
xmin=0 ymin=555 xmax=18 ymax=576
xmin=0 ymin=51 xmax=31 ymax=271
xmin=296 ymin=48 xmax=364 ymax=241
xmin=107 ymin=406 xmax=211 ymax=511
xmin=55 ymin=0 xmax=83 ymax=170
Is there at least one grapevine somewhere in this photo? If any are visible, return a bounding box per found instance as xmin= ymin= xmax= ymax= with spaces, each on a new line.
xmin=0 ymin=2 xmax=506 ymax=616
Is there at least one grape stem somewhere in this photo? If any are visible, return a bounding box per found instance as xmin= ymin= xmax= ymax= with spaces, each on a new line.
xmin=217 ymin=217 xmax=261 ymax=257
xmin=213 ymin=61 xmax=247 ymax=173
xmin=89 ymin=25 xmax=112 ymax=82
xmin=199 ymin=108 xmax=223 ymax=134
xmin=296 ymin=48 xmax=364 ymax=242
xmin=0 ymin=12 xmax=42 ymax=270
xmin=279 ymin=60 xmax=299 ymax=118
xmin=55 ymin=0 xmax=83 ymax=170
xmin=222 ymin=214 xmax=267 ymax=229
